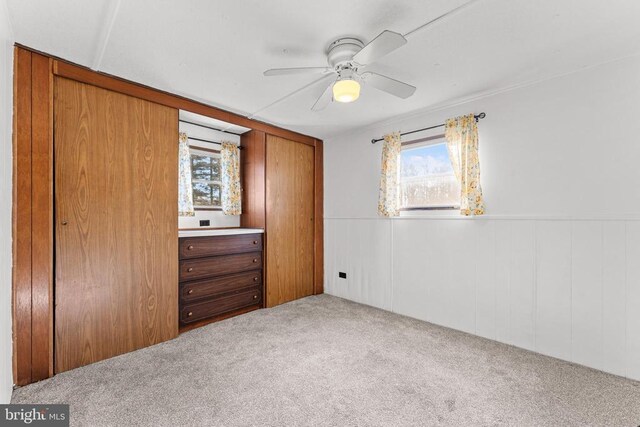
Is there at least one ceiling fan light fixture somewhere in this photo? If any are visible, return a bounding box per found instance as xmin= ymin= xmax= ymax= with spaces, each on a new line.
xmin=333 ymin=79 xmax=360 ymax=103
xmin=264 ymin=30 xmax=414 ymax=110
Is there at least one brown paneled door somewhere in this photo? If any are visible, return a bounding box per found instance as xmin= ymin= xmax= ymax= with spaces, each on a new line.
xmin=54 ymin=77 xmax=179 ymax=373
xmin=265 ymin=135 xmax=315 ymax=307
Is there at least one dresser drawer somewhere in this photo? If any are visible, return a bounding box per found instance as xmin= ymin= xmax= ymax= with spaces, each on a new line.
xmin=180 ymin=271 xmax=262 ymax=303
xmin=179 ymin=252 xmax=262 ymax=281
xmin=179 ymin=233 xmax=262 ymax=259
xmin=180 ymin=287 xmax=262 ymax=324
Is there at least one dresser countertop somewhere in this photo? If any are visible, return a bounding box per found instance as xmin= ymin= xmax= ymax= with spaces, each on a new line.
xmin=178 ymin=228 xmax=265 ymax=238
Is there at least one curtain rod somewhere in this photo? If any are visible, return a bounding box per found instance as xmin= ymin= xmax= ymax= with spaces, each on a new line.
xmin=179 ymin=119 xmax=243 ymax=136
xmin=187 ymin=136 xmax=244 ymax=150
xmin=370 ymin=112 xmax=486 ymax=144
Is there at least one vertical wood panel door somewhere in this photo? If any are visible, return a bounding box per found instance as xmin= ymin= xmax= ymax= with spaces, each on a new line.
xmin=54 ymin=77 xmax=178 ymax=373
xmin=265 ymin=135 xmax=315 ymax=307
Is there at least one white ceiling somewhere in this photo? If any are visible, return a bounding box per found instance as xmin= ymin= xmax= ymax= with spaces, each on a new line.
xmin=7 ymin=0 xmax=640 ymax=139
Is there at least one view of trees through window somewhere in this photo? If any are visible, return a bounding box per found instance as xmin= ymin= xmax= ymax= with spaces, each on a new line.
xmin=190 ymin=150 xmax=222 ymax=208
xmin=399 ymin=142 xmax=460 ymax=209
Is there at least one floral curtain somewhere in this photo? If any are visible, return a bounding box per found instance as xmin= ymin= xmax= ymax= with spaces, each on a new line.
xmin=221 ymin=141 xmax=242 ymax=215
xmin=445 ymin=114 xmax=485 ymax=216
xmin=377 ymin=132 xmax=402 ymax=217
xmin=178 ymin=132 xmax=195 ymax=217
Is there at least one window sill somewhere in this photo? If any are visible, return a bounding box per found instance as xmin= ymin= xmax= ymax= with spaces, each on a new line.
xmin=194 ymin=207 xmax=223 ymax=211
xmin=399 ymin=208 xmax=461 ymax=218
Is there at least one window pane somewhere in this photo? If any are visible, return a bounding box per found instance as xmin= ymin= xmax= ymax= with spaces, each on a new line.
xmin=192 ymin=182 xmax=221 ymax=207
xmin=191 ymin=154 xmax=212 ymax=180
xmin=210 ymin=157 xmax=221 ymax=181
xmin=211 ymin=183 xmax=221 ymax=206
xmin=191 ymin=152 xmax=221 ymax=182
xmin=400 ymin=142 xmax=460 ymax=208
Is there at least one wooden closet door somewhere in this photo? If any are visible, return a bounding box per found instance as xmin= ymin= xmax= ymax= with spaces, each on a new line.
xmin=265 ymin=135 xmax=315 ymax=307
xmin=54 ymin=77 xmax=178 ymax=373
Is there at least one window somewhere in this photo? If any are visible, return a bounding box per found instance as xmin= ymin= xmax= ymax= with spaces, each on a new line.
xmin=190 ymin=147 xmax=222 ymax=210
xmin=399 ymin=139 xmax=460 ymax=210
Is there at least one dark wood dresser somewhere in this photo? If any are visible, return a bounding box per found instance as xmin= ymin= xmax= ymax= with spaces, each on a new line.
xmin=178 ymin=232 xmax=264 ymax=331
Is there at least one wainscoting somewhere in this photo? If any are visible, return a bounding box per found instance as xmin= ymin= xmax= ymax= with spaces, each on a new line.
xmin=324 ymin=217 xmax=640 ymax=381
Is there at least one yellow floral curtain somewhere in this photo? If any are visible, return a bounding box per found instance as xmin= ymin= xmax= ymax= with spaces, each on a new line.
xmin=178 ymin=132 xmax=195 ymax=217
xmin=377 ymin=132 xmax=402 ymax=217
xmin=221 ymin=142 xmax=242 ymax=215
xmin=445 ymin=114 xmax=485 ymax=216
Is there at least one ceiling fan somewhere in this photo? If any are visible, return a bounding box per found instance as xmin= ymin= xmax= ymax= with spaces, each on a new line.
xmin=263 ymin=30 xmax=416 ymax=111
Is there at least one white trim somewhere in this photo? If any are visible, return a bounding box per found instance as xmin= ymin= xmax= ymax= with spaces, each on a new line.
xmin=389 ymin=220 xmax=394 ymax=313
xmin=1 ymin=0 xmax=14 ymax=39
xmin=325 ymin=214 xmax=640 ymax=222
xmin=401 ymin=135 xmax=446 ymax=149
xmin=399 ymin=209 xmax=460 ymax=218
xmin=623 ymin=221 xmax=629 ymax=378
xmin=190 ymin=147 xmax=221 ymax=157
xmin=403 ymin=0 xmax=482 ymax=39
xmin=91 ymin=0 xmax=121 ymax=70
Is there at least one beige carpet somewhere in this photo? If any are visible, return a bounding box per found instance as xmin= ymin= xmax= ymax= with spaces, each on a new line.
xmin=12 ymin=294 xmax=640 ymax=426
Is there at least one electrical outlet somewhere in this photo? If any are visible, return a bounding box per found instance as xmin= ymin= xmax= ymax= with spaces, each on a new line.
xmin=339 ymin=272 xmax=347 ymax=279
xmin=199 ymin=220 xmax=210 ymax=227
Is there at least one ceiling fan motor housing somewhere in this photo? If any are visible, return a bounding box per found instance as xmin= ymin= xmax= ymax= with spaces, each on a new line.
xmin=326 ymin=37 xmax=364 ymax=68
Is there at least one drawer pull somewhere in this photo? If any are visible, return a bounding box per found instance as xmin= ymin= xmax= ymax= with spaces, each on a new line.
xmin=252 ymin=259 xmax=258 ymax=263
xmin=253 ymin=240 xmax=258 ymax=245
xmin=187 ymin=267 xmax=193 ymax=272
xmin=187 ymin=312 xmax=193 ymax=317
xmin=187 ymin=245 xmax=194 ymax=250
xmin=253 ymin=277 xmax=258 ymax=282
xmin=253 ymin=295 xmax=258 ymax=300
xmin=187 ymin=289 xmax=193 ymax=295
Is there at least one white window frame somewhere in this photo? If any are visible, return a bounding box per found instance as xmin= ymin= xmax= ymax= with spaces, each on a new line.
xmin=399 ymin=135 xmax=460 ymax=212
xmin=189 ymin=147 xmax=222 ymax=210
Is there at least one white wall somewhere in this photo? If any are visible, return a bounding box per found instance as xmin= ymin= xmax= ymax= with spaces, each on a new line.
xmin=178 ymin=121 xmax=240 ymax=229
xmin=324 ymin=54 xmax=640 ymax=381
xmin=0 ymin=0 xmax=13 ymax=403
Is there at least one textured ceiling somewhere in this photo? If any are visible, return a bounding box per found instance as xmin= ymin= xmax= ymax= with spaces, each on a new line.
xmin=7 ymin=0 xmax=640 ymax=139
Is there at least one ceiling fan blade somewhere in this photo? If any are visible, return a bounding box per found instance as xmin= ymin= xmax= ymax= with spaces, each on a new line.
xmin=362 ymin=72 xmax=416 ymax=99
xmin=264 ymin=67 xmax=333 ymax=76
xmin=311 ymin=81 xmax=334 ymax=111
xmin=352 ymin=30 xmax=407 ymax=65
